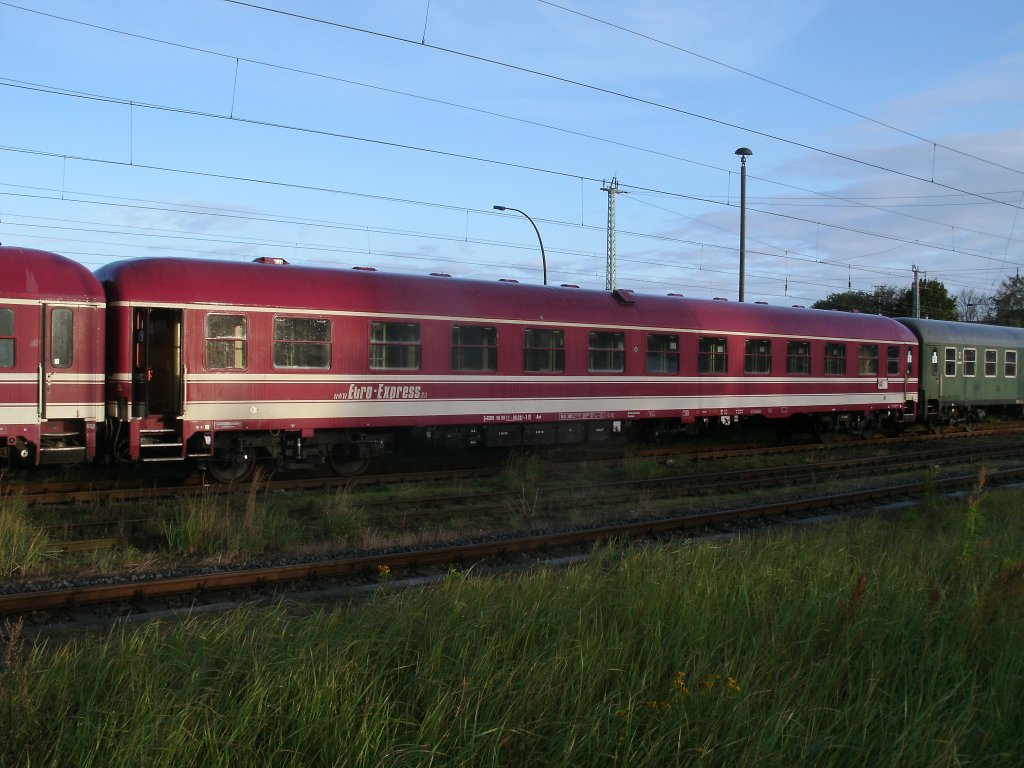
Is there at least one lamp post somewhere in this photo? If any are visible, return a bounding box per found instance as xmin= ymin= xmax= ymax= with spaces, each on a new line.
xmin=493 ymin=205 xmax=547 ymax=286
xmin=734 ymin=147 xmax=752 ymax=302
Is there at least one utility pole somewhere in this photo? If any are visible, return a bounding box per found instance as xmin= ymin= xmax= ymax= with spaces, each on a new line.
xmin=912 ymin=265 xmax=920 ymax=318
xmin=735 ymin=148 xmax=753 ymax=302
xmin=601 ymin=177 xmax=626 ymax=290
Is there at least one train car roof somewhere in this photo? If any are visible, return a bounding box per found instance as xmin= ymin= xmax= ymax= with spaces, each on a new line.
xmin=0 ymin=246 xmax=105 ymax=303
xmin=895 ymin=317 xmax=1024 ymax=347
xmin=96 ymin=256 xmax=915 ymax=342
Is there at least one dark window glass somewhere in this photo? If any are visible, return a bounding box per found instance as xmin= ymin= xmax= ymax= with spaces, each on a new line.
xmin=824 ymin=343 xmax=846 ymax=375
xmin=945 ymin=347 xmax=957 ymax=377
xmin=451 ymin=326 xmax=497 ymax=371
xmin=524 ymin=328 xmax=564 ymax=372
xmin=887 ymin=345 xmax=901 ymax=376
xmin=588 ymin=331 xmax=625 ymax=372
xmin=274 ymin=317 xmax=331 ymax=369
xmin=698 ymin=337 xmax=728 ymax=374
xmin=205 ymin=314 xmax=247 ymax=370
xmin=786 ymin=341 xmax=810 ymax=375
xmin=50 ymin=308 xmax=73 ymax=369
xmin=0 ymin=308 xmax=12 ymax=368
xmin=858 ymin=344 xmax=878 ymax=375
xmin=744 ymin=339 xmax=771 ymax=374
xmin=646 ymin=334 xmax=679 ymax=373
xmin=985 ymin=350 xmax=997 ymax=377
xmin=963 ymin=348 xmax=976 ymax=377
xmin=1006 ymin=350 xmax=1017 ymax=378
xmin=370 ymin=322 xmax=420 ymax=370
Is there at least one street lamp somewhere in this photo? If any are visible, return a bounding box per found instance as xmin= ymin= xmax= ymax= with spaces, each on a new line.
xmin=493 ymin=205 xmax=547 ymax=286
xmin=734 ymin=147 xmax=753 ymax=302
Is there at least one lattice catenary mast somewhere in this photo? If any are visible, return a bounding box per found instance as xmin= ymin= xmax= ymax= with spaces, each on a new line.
xmin=601 ymin=177 xmax=627 ymax=290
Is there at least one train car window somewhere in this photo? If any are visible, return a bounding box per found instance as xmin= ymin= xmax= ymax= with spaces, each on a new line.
xmin=984 ymin=350 xmax=997 ymax=377
xmin=857 ymin=345 xmax=878 ymax=376
xmin=824 ymin=343 xmax=846 ymax=375
xmin=274 ymin=317 xmax=331 ymax=369
xmin=205 ymin=314 xmax=247 ymax=370
xmin=646 ymin=334 xmax=679 ymax=373
xmin=370 ymin=322 xmax=421 ymax=370
xmin=697 ymin=337 xmax=728 ymax=374
xmin=588 ymin=331 xmax=625 ymax=372
xmin=944 ymin=347 xmax=957 ymax=376
xmin=50 ymin=308 xmax=73 ymax=368
xmin=523 ymin=328 xmax=564 ymax=372
xmin=1006 ymin=350 xmax=1017 ymax=378
xmin=887 ymin=346 xmax=901 ymax=376
xmin=451 ymin=326 xmax=497 ymax=371
xmin=963 ymin=348 xmax=977 ymax=377
xmin=0 ymin=308 xmax=12 ymax=368
xmin=744 ymin=339 xmax=771 ymax=374
xmin=786 ymin=342 xmax=810 ymax=375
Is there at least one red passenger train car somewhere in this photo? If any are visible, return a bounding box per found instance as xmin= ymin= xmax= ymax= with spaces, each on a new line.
xmin=94 ymin=255 xmax=919 ymax=481
xmin=0 ymin=246 xmax=106 ymax=466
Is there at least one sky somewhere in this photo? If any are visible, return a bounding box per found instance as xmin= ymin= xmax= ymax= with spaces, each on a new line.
xmin=2 ymin=0 xmax=1023 ymax=310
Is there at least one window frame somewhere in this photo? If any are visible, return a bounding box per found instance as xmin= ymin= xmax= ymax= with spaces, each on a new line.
xmin=963 ymin=348 xmax=977 ymax=377
xmin=887 ymin=345 xmax=901 ymax=376
xmin=273 ymin=316 xmax=332 ymax=370
xmin=1006 ymin=350 xmax=1018 ymax=378
xmin=204 ymin=313 xmax=248 ymax=371
xmin=646 ymin=333 xmax=680 ymax=374
xmin=944 ymin=347 xmax=957 ymax=377
xmin=858 ymin=344 xmax=878 ymax=376
xmin=984 ymin=349 xmax=997 ymax=377
xmin=49 ymin=307 xmax=74 ymax=369
xmin=0 ymin=307 xmax=13 ymax=368
xmin=824 ymin=343 xmax=847 ymax=376
xmin=370 ymin=321 xmax=421 ymax=371
xmin=588 ymin=330 xmax=626 ymax=373
xmin=786 ymin=341 xmax=810 ymax=375
xmin=523 ymin=328 xmax=565 ymax=373
xmin=744 ymin=338 xmax=772 ymax=375
xmin=450 ymin=325 xmax=498 ymax=372
xmin=697 ymin=336 xmax=728 ymax=375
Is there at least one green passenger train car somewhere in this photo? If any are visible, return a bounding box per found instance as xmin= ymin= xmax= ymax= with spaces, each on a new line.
xmin=896 ymin=317 xmax=1024 ymax=428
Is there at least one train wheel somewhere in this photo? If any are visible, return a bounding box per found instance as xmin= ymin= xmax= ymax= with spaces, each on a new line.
xmin=328 ymin=450 xmax=370 ymax=477
xmin=859 ymin=418 xmax=876 ymax=440
xmin=206 ymin=447 xmax=256 ymax=483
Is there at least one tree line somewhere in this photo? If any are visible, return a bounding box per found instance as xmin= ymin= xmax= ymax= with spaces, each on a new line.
xmin=810 ymin=275 xmax=1024 ymax=326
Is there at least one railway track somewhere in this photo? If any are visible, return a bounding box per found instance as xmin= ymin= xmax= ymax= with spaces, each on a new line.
xmin=29 ymin=435 xmax=1024 ymax=546
xmin=3 ymin=455 xmax=1021 ymax=635
xmin=5 ymin=423 xmax=1021 ymax=507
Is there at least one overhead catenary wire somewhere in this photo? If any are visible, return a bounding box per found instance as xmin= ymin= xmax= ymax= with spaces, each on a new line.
xmin=1 ymin=1 xmax=1019 ymax=302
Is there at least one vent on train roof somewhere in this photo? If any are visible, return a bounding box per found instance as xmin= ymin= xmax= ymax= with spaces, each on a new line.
xmin=612 ymin=288 xmax=636 ymax=305
xmin=498 ymin=278 xmax=519 ymax=283
xmin=352 ymin=266 xmax=377 ymax=271
xmin=253 ymin=257 xmax=289 ymax=265
xmin=430 ymin=272 xmax=452 ymax=277
xmin=560 ymin=283 xmax=580 ymax=288
xmin=667 ymin=293 xmax=684 ymax=297
xmin=792 ymin=305 xmax=805 ymax=308
xmin=713 ymin=297 xmax=728 ymax=301
xmin=755 ymin=301 xmax=768 ymax=305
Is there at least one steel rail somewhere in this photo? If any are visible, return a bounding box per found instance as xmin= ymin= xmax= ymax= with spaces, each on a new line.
xmin=2 ymin=464 xmax=1022 ymax=618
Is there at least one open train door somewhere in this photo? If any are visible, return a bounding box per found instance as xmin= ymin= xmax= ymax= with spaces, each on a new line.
xmin=131 ymin=307 xmax=183 ymax=418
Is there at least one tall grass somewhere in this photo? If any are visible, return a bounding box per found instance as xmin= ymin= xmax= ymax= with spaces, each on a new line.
xmin=4 ymin=488 xmax=1024 ymax=766
xmin=162 ymin=470 xmax=301 ymax=558
xmin=0 ymin=494 xmax=48 ymax=579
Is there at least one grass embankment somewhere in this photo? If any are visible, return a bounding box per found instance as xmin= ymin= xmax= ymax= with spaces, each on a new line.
xmin=3 ymin=477 xmax=1024 ymax=766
